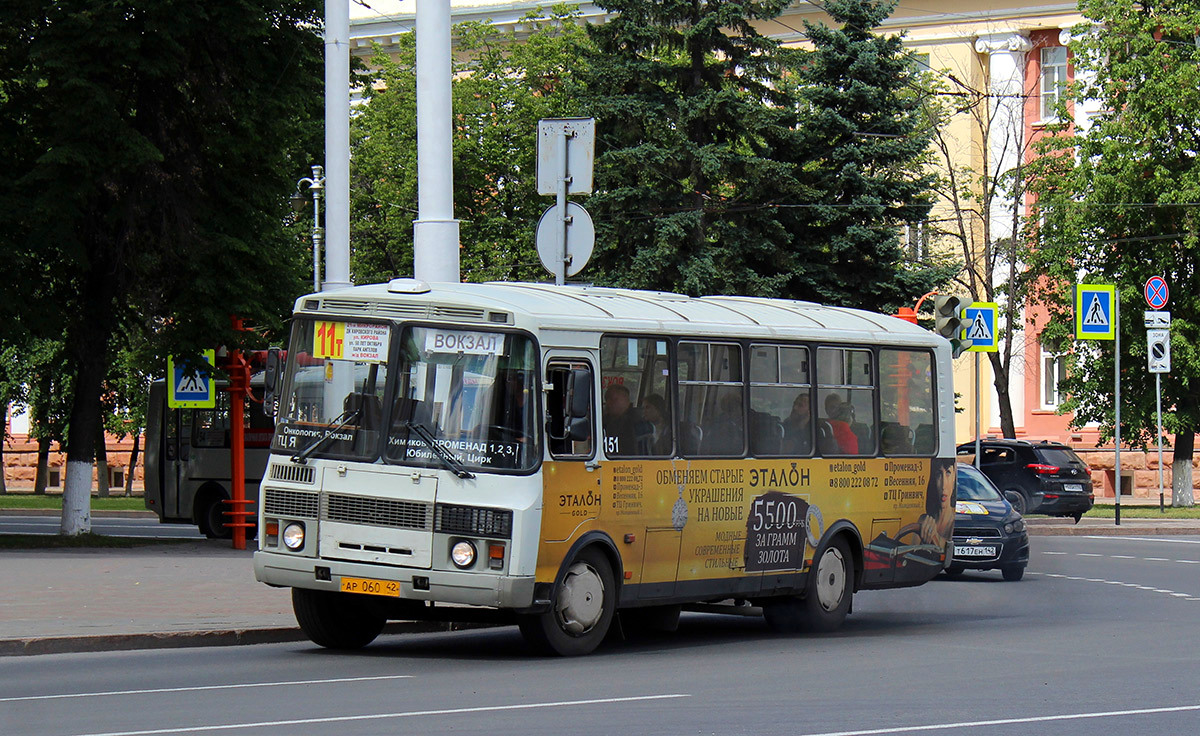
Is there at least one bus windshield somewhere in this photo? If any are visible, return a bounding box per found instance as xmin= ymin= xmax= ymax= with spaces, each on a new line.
xmin=386 ymin=326 xmax=538 ymax=472
xmin=273 ymin=319 xmax=391 ymax=462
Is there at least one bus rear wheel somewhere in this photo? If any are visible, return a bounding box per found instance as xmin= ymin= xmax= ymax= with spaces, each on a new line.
xmin=764 ymin=536 xmax=853 ymax=634
xmin=292 ymin=588 xmax=386 ymax=650
xmin=518 ymin=547 xmax=615 ymax=656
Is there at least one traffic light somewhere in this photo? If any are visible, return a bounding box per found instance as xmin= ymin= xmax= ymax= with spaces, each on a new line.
xmin=933 ymin=295 xmax=968 ymax=357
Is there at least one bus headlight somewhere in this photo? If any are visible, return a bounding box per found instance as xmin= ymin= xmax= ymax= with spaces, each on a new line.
xmin=450 ymin=540 xmax=477 ymax=569
xmin=282 ymin=522 xmax=306 ymax=550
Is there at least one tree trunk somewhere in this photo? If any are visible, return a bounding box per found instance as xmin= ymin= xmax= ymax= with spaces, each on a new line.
xmin=61 ymin=348 xmax=108 ymax=536
xmin=95 ymin=424 xmax=110 ymax=499
xmin=34 ymin=437 xmax=49 ymax=494
xmin=1172 ymin=429 xmax=1194 ymax=507
xmin=989 ymin=353 xmax=1017 ymax=438
xmin=125 ymin=431 xmax=140 ymax=497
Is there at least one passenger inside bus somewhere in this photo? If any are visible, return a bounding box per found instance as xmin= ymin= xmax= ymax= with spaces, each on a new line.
xmin=881 ymin=423 xmax=914 ymax=454
xmin=823 ymin=394 xmax=859 ymax=454
xmin=781 ymin=393 xmax=813 ymax=455
xmin=602 ymin=383 xmax=642 ymax=456
xmin=700 ymin=391 xmax=745 ymax=455
xmin=638 ymin=394 xmax=672 ymax=456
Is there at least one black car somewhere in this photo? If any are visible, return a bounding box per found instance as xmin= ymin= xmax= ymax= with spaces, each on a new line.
xmin=956 ymin=439 xmax=1094 ymax=520
xmin=947 ymin=464 xmax=1029 ymax=581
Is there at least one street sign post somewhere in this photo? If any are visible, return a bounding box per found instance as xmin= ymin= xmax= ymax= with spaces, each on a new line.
xmin=1143 ymin=278 xmax=1171 ymax=511
xmin=1076 ymin=284 xmax=1121 ymax=523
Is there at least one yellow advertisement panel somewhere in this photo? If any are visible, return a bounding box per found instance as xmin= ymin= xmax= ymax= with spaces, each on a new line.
xmin=538 ymin=457 xmax=955 ymax=592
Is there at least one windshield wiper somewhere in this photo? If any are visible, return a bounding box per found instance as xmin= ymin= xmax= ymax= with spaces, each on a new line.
xmin=291 ymin=408 xmax=361 ymax=464
xmin=405 ymin=421 xmax=475 ymax=480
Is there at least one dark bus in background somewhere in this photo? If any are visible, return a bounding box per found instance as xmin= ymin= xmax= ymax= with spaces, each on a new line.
xmin=144 ymin=378 xmax=273 ymax=537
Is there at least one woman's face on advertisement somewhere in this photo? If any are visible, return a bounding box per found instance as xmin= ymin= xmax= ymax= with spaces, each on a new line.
xmin=939 ymin=463 xmax=955 ymax=508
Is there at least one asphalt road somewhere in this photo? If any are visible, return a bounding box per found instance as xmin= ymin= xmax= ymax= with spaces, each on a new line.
xmin=0 ymin=515 xmax=204 ymax=539
xmin=2 ymin=536 xmax=1198 ymax=736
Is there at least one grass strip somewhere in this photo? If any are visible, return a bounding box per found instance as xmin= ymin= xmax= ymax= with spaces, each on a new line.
xmin=1082 ymin=504 xmax=1200 ymax=519
xmin=0 ymin=533 xmax=190 ymax=550
xmin=0 ymin=496 xmax=146 ymax=511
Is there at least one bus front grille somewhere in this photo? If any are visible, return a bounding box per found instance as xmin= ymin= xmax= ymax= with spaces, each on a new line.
xmin=263 ymin=489 xmax=319 ymax=518
xmin=268 ymin=463 xmax=315 ymax=485
xmin=322 ymin=493 xmax=431 ymax=531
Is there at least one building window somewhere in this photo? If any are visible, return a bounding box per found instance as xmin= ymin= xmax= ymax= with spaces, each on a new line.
xmin=1040 ymin=46 xmax=1068 ymax=121
xmin=1042 ymin=347 xmax=1067 ymax=408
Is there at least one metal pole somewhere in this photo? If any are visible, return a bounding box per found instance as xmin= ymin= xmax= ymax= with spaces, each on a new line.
xmin=413 ymin=0 xmax=460 ymax=283
xmin=974 ymin=351 xmax=981 ymax=468
xmin=555 ymin=130 xmax=572 ymax=285
xmin=1114 ymin=289 xmax=1122 ymax=526
xmin=1157 ymin=372 xmax=1164 ymax=512
xmin=310 ymin=165 xmax=324 ymax=292
xmin=323 ymin=0 xmax=351 ymax=291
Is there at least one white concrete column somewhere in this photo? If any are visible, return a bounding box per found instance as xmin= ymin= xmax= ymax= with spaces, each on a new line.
xmin=413 ymin=0 xmax=461 ymax=283
xmin=975 ymin=32 xmax=1031 ymax=430
xmin=324 ymin=0 xmax=352 ymax=291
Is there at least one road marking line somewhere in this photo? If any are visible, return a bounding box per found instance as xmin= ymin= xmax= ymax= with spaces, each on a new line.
xmin=1177 ymin=560 xmax=1200 ymax=564
xmin=64 ymin=694 xmax=691 ymax=736
xmin=1144 ymin=557 xmax=1169 ymax=562
xmin=1029 ymin=573 xmax=1195 ymax=600
xmin=1110 ymin=555 xmax=1136 ymax=559
xmin=1043 ymin=551 xmax=1067 ymax=555
xmin=0 ymin=675 xmax=413 ymax=703
xmin=1077 ymin=553 xmax=1104 ymax=557
xmin=792 ymin=703 xmax=1200 ymax=736
xmin=1081 ymin=536 xmax=1200 ymax=544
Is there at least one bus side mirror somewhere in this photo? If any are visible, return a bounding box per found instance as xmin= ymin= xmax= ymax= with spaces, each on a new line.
xmin=566 ymin=368 xmax=593 ymax=442
xmin=264 ymin=347 xmax=282 ymax=422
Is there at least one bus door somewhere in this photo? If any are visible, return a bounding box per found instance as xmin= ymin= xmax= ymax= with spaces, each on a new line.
xmin=637 ymin=528 xmax=681 ymax=599
xmin=161 ymin=403 xmax=191 ymax=520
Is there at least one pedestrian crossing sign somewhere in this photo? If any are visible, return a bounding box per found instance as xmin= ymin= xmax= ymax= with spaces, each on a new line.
xmin=964 ymin=302 xmax=998 ymax=352
xmin=1075 ymin=284 xmax=1116 ymax=340
xmin=167 ymin=350 xmax=217 ymax=409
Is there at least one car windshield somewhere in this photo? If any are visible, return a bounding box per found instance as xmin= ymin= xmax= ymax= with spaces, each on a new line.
xmin=385 ymin=326 xmax=538 ymax=472
xmin=273 ymin=319 xmax=391 ymax=462
xmin=956 ymin=465 xmax=1002 ymax=502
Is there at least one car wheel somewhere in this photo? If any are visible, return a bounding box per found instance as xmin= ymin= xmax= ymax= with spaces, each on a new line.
xmin=1072 ymin=512 xmax=1083 ymax=524
xmin=1001 ymin=565 xmax=1025 ymax=582
xmin=1003 ymin=490 xmax=1027 ymax=516
xmin=518 ymin=547 xmax=616 ymax=656
xmin=943 ymin=565 xmax=964 ymax=578
xmin=292 ymin=588 xmax=386 ymax=649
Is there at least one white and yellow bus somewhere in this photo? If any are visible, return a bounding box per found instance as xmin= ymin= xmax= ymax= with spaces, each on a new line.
xmin=254 ymin=280 xmax=957 ymax=655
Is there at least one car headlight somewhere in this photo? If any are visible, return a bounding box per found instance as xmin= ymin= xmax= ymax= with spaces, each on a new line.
xmin=1003 ymin=519 xmax=1026 ymax=534
xmin=282 ymin=522 xmax=305 ymax=550
xmin=451 ymin=540 xmax=477 ymax=569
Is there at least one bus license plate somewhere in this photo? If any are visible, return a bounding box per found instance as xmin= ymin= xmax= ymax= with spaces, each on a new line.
xmin=955 ymin=545 xmax=997 ymax=557
xmin=340 ymin=576 xmax=401 ymax=597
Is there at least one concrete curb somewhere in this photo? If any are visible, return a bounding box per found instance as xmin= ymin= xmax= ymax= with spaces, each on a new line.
xmin=1028 ymin=525 xmax=1200 ymax=536
xmin=0 ymin=621 xmax=499 ymax=657
xmin=1 ymin=508 xmax=156 ymax=519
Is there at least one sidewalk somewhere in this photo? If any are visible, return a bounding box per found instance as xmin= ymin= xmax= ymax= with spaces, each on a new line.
xmin=1 ymin=516 xmax=1198 ymax=657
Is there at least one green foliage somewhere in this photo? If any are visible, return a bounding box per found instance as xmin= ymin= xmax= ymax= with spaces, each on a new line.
xmin=0 ymin=1 xmax=323 ymax=469
xmin=579 ymin=0 xmax=943 ymax=309
xmin=1026 ymin=0 xmax=1200 ymax=448
xmin=350 ymin=7 xmax=590 ymax=284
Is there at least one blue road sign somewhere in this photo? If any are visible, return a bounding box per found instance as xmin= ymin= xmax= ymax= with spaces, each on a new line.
xmin=1076 ymin=284 xmax=1116 ymax=341
xmin=168 ymin=350 xmax=216 ymax=409
xmin=964 ymin=302 xmax=998 ymax=352
xmin=1144 ymin=276 xmax=1169 ymax=310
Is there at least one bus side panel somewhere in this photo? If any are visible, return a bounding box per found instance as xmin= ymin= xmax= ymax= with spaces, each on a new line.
xmin=538 ymin=457 xmax=950 ymax=602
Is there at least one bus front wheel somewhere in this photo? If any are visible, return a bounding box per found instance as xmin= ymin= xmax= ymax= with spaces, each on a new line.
xmin=292 ymin=588 xmax=386 ymax=650
xmin=763 ymin=536 xmax=853 ymax=634
xmin=518 ymin=547 xmax=615 ymax=656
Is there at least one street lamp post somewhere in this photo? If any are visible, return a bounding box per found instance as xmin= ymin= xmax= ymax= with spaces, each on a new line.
xmin=292 ymin=165 xmax=325 ymax=292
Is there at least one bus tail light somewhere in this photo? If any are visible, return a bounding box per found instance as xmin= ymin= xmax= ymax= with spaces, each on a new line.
xmin=488 ymin=543 xmax=505 ymax=570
